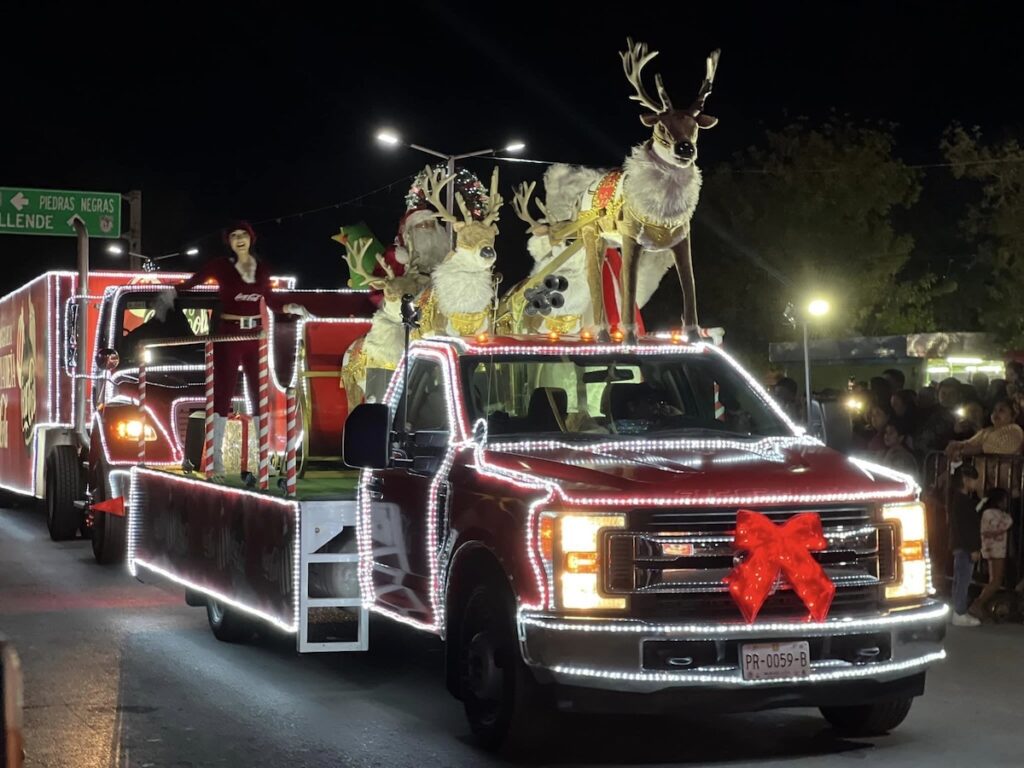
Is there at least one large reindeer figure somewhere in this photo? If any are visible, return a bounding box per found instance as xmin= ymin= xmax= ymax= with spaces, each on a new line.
xmin=340 ymin=239 xmax=428 ymax=409
xmin=548 ymin=40 xmax=720 ymax=340
xmin=417 ymin=166 xmax=504 ymax=337
xmin=497 ymin=181 xmax=588 ymax=334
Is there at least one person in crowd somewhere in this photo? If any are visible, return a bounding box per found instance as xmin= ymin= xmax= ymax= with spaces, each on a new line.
xmin=949 ymin=465 xmax=982 ymax=627
xmin=862 ymin=404 xmax=892 ymax=455
xmin=1005 ymin=360 xmax=1023 ymax=395
xmin=951 ymin=400 xmax=984 ymax=442
xmin=890 ymin=389 xmax=919 ymax=441
xmin=946 ymin=398 xmax=1024 ymax=459
xmin=916 ymin=378 xmax=959 ymax=455
xmin=869 ymin=376 xmax=894 ymax=412
xmin=918 ymin=385 xmax=937 ymax=411
xmin=987 ymin=378 xmax=1009 ymax=409
xmin=882 ymin=368 xmax=906 ymax=394
xmin=772 ymin=377 xmax=803 ymax=423
xmin=972 ymin=372 xmax=990 ymax=399
xmin=881 ymin=421 xmax=918 ymax=478
xmin=970 ymin=487 xmax=1013 ymax=621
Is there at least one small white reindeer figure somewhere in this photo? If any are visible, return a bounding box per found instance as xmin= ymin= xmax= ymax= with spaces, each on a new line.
xmin=340 ymin=239 xmax=428 ymax=409
xmin=502 ymin=180 xmax=588 ymax=334
xmin=547 ymin=40 xmax=720 ymax=340
xmin=417 ymin=166 xmax=504 ymax=337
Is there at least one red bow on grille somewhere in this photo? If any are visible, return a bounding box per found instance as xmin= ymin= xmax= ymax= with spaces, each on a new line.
xmin=724 ymin=510 xmax=835 ymax=623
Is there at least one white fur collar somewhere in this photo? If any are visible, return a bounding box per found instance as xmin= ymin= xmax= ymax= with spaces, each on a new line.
xmin=622 ymin=144 xmax=702 ymax=226
xmin=432 ymin=251 xmax=495 ymax=314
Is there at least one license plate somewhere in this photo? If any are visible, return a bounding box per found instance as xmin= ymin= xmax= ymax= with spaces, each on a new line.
xmin=740 ymin=641 xmax=810 ymax=681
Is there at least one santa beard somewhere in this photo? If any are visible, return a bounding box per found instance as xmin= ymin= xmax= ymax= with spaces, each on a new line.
xmin=406 ymin=226 xmax=450 ymax=274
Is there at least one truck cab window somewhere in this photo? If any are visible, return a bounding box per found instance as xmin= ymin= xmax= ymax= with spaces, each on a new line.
xmin=393 ymin=359 xmax=450 ymax=435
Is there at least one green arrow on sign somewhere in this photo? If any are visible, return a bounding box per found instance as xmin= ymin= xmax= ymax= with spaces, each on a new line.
xmin=0 ymin=187 xmax=122 ymax=238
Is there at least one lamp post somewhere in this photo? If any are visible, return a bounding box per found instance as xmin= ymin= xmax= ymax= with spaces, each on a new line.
xmin=107 ymin=244 xmax=199 ymax=272
xmin=375 ymin=130 xmax=525 ymax=242
xmin=803 ymin=298 xmax=830 ymax=424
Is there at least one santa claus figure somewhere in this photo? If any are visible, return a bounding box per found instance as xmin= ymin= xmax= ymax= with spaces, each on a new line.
xmin=155 ymin=220 xmax=309 ymax=481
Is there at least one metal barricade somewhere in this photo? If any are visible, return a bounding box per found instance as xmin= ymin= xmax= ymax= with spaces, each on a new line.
xmin=923 ymin=450 xmax=1024 ymax=597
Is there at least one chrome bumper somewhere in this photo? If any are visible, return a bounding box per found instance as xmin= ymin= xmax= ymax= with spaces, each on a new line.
xmin=519 ymin=601 xmax=947 ymax=694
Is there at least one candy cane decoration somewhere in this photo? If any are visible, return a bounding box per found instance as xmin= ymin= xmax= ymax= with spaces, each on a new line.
xmin=285 ymin=386 xmax=297 ymax=498
xmin=202 ymin=340 xmax=215 ymax=476
xmin=714 ymin=381 xmax=725 ymax=421
xmin=138 ymin=357 xmax=147 ymax=464
xmin=258 ymin=326 xmax=270 ymax=490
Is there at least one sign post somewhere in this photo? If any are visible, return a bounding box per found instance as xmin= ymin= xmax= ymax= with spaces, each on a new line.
xmin=0 ymin=187 xmax=121 ymax=238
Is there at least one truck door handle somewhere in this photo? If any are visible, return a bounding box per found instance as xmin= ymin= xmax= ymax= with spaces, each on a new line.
xmin=366 ymin=476 xmax=384 ymax=500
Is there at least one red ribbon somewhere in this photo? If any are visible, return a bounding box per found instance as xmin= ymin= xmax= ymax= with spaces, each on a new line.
xmin=724 ymin=510 xmax=835 ymax=623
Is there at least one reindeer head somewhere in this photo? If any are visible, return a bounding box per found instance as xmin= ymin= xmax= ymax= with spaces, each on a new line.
xmin=422 ymin=166 xmax=503 ymax=268
xmin=342 ymin=238 xmax=425 ymax=318
xmin=622 ymin=39 xmax=720 ymax=168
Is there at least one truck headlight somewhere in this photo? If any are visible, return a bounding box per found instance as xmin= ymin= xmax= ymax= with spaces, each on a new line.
xmin=883 ymin=502 xmax=930 ymax=599
xmin=115 ymin=419 xmax=157 ymax=442
xmin=550 ymin=513 xmax=626 ymax=610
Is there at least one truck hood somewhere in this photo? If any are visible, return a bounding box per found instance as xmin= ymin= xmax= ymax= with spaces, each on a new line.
xmin=480 ymin=437 xmax=916 ymax=505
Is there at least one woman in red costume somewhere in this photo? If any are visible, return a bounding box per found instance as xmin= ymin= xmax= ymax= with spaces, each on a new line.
xmin=155 ymin=220 xmax=308 ymax=480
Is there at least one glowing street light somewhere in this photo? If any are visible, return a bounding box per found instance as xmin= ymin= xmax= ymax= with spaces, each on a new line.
xmin=802 ymin=296 xmax=831 ymax=424
xmin=106 ymin=243 xmax=200 ymax=271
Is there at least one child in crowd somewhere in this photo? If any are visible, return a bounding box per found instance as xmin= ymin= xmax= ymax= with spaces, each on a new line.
xmin=970 ymin=487 xmax=1013 ymax=621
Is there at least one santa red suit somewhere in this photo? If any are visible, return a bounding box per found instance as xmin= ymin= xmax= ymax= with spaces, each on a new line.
xmin=157 ymin=221 xmax=305 ymax=479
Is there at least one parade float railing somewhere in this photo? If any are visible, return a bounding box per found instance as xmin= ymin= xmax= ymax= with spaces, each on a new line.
xmin=923 ymin=450 xmax=1024 ymax=597
xmin=138 ymin=331 xmax=299 ymax=496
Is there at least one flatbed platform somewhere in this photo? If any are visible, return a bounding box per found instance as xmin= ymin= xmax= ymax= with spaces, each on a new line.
xmin=159 ymin=467 xmax=360 ymax=501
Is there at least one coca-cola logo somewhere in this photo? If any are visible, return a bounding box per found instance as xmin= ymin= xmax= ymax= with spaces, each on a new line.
xmin=234 ymin=293 xmax=262 ymax=302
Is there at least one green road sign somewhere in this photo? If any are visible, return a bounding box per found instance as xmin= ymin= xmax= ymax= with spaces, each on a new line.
xmin=0 ymin=187 xmax=122 ymax=238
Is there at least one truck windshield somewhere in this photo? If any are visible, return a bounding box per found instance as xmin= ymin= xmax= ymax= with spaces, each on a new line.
xmin=115 ymin=294 xmax=217 ymax=366
xmin=461 ymin=352 xmax=794 ymax=439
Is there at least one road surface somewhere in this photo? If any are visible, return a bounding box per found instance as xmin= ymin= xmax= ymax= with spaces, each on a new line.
xmin=1 ymin=498 xmax=1020 ymax=767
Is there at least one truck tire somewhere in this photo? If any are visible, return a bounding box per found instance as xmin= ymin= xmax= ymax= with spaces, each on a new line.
xmin=90 ymin=471 xmax=125 ymax=565
xmin=45 ymin=446 xmax=83 ymax=541
xmin=206 ymin=599 xmax=256 ymax=643
xmin=820 ymin=697 xmax=914 ymax=736
xmin=458 ymin=580 xmax=550 ymax=752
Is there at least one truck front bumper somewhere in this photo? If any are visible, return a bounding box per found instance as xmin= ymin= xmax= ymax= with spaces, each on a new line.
xmin=519 ymin=601 xmax=947 ymax=705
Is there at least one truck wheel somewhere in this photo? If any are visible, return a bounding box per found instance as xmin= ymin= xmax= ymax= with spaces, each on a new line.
xmin=206 ymin=599 xmax=256 ymax=643
xmin=458 ymin=580 xmax=549 ymax=752
xmin=90 ymin=475 xmax=125 ymax=565
xmin=45 ymin=446 xmax=83 ymax=541
xmin=820 ymin=697 xmax=914 ymax=736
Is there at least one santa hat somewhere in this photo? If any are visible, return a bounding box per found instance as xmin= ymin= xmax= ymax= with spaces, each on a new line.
xmin=222 ymin=220 xmax=257 ymax=246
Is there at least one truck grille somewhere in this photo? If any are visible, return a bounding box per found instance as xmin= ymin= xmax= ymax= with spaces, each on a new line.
xmin=605 ymin=506 xmax=897 ymax=620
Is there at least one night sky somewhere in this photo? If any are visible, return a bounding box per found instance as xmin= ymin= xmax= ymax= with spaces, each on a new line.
xmin=3 ymin=1 xmax=1021 ymax=297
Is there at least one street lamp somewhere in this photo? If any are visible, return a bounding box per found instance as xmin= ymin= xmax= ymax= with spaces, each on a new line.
xmin=106 ymin=243 xmax=200 ymax=271
xmin=375 ymin=129 xmax=525 ymax=241
xmin=803 ymin=297 xmax=830 ymax=424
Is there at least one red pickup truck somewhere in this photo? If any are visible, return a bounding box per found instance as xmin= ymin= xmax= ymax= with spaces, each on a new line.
xmin=343 ymin=334 xmax=945 ymax=748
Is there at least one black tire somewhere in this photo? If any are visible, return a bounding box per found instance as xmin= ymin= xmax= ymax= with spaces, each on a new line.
xmin=820 ymin=697 xmax=914 ymax=736
xmin=90 ymin=467 xmax=125 ymax=564
xmin=45 ymin=445 xmax=83 ymax=541
xmin=457 ymin=580 xmax=550 ymax=752
xmin=206 ymin=598 xmax=256 ymax=643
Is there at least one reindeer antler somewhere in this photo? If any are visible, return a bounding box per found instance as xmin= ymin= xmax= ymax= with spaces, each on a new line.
xmin=689 ymin=49 xmax=721 ymax=116
xmin=420 ymin=165 xmax=460 ymax=225
xmin=374 ymin=252 xmax=396 ymax=281
xmin=480 ymin=168 xmax=503 ymax=227
xmin=512 ymin=181 xmax=548 ymax=234
xmin=341 ymin=238 xmax=379 ymax=286
xmin=621 ymin=38 xmax=667 ymax=115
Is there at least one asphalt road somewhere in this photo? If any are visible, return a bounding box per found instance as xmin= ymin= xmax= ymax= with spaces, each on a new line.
xmin=1 ymin=497 xmax=1021 ymax=768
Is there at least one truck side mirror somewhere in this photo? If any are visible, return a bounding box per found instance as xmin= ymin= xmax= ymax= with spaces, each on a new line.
xmin=95 ymin=348 xmax=120 ymax=372
xmin=343 ymin=403 xmax=391 ymax=469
